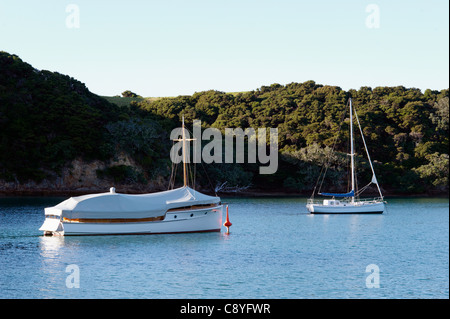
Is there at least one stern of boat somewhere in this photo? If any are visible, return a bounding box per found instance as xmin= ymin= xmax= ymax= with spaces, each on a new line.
xmin=39 ymin=207 xmax=64 ymax=236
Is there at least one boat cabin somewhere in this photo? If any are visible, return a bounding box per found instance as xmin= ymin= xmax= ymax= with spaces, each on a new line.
xmin=323 ymin=199 xmax=341 ymax=206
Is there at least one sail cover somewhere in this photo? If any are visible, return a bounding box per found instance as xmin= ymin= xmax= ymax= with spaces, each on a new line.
xmin=318 ymin=190 xmax=355 ymax=197
xmin=45 ymin=187 xmax=220 ymax=219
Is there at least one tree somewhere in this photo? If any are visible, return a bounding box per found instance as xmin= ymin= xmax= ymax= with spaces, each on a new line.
xmin=121 ymin=90 xmax=139 ymax=98
xmin=430 ymin=97 xmax=449 ymax=131
xmin=413 ymin=153 xmax=449 ymax=190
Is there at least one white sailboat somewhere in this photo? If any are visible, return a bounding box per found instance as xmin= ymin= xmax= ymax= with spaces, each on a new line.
xmin=306 ymin=98 xmax=386 ymax=214
xmin=39 ymin=117 xmax=223 ymax=235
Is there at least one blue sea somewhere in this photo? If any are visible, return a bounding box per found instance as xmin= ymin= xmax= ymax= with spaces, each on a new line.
xmin=0 ymin=196 xmax=448 ymax=299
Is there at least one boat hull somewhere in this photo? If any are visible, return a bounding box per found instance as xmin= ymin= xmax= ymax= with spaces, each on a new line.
xmin=40 ymin=206 xmax=223 ymax=236
xmin=306 ymin=201 xmax=384 ymax=214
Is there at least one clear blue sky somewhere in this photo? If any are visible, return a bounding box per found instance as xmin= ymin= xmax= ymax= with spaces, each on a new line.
xmin=1 ymin=0 xmax=448 ymax=97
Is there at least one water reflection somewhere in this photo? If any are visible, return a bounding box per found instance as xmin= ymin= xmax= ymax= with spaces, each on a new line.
xmin=39 ymin=236 xmax=65 ymax=258
xmin=38 ymin=236 xmax=67 ymax=298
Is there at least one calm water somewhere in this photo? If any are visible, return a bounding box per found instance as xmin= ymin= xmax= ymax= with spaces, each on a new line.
xmin=0 ymin=196 xmax=448 ymax=299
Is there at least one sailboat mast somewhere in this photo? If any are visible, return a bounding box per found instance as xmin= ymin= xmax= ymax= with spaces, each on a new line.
xmin=182 ymin=116 xmax=187 ymax=187
xmin=349 ymin=98 xmax=355 ymax=201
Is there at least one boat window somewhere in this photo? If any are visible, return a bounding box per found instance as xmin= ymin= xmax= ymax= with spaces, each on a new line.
xmin=174 ymin=215 xmax=177 ymax=219
xmin=190 ymin=214 xmax=194 ymax=217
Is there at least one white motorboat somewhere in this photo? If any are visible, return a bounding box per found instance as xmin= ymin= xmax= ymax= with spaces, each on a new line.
xmin=40 ymin=117 xmax=223 ymax=235
xmin=306 ymin=98 xmax=386 ymax=214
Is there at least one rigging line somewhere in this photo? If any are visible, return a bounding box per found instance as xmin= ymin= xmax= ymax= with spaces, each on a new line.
xmin=189 ymin=126 xmax=198 ymax=192
xmin=186 ymin=156 xmax=189 ymax=188
xmin=353 ymin=143 xmax=358 ymax=198
xmin=183 ymin=122 xmax=196 ymax=190
xmin=314 ymin=164 xmax=326 ymax=196
xmin=314 ymin=100 xmax=349 ymax=196
xmin=168 ymin=165 xmax=173 ymax=190
xmin=183 ymin=122 xmax=217 ymax=197
xmin=188 ymin=153 xmax=195 ymax=189
xmin=353 ymin=103 xmax=384 ymax=199
xmin=168 ymin=141 xmax=176 ymax=190
xmin=193 ymin=138 xmax=197 ymax=192
xmin=356 ymin=182 xmax=373 ymax=196
xmin=172 ymin=140 xmax=181 ymax=189
xmin=188 ymin=156 xmax=195 ymax=190
xmin=354 ymin=162 xmax=359 ymax=199
xmin=200 ymin=160 xmax=218 ymax=197
xmin=172 ymin=158 xmax=179 ymax=189
xmin=171 ymin=163 xmax=176 ymax=189
xmin=185 ymin=147 xmax=191 ymax=187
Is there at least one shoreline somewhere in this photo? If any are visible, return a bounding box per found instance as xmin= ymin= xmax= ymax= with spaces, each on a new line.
xmin=0 ymin=188 xmax=448 ymax=198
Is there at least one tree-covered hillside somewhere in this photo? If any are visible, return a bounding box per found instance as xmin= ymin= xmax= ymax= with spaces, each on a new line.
xmin=0 ymin=51 xmax=448 ymax=195
xmin=0 ymin=52 xmax=122 ymax=182
xmin=138 ymin=83 xmax=448 ymax=194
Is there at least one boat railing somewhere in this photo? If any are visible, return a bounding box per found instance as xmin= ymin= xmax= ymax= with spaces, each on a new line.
xmin=307 ymin=197 xmax=384 ymax=205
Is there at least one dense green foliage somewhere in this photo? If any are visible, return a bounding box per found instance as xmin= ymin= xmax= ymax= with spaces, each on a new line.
xmin=0 ymin=52 xmax=166 ymax=184
xmin=138 ymin=83 xmax=448 ymax=194
xmin=0 ymin=52 xmax=448 ymax=194
xmin=0 ymin=52 xmax=119 ymax=182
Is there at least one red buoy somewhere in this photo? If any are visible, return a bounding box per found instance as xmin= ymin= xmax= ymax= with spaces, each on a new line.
xmin=223 ymin=205 xmax=232 ymax=232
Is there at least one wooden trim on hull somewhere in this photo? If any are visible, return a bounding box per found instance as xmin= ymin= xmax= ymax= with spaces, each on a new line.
xmin=60 ymin=228 xmax=222 ymax=236
xmin=62 ymin=215 xmax=165 ymax=223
